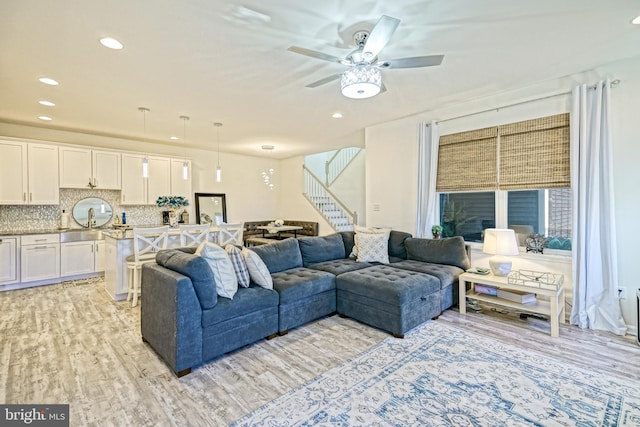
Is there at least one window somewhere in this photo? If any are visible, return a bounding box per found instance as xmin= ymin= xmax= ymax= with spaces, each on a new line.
xmin=439 ymin=192 xmax=495 ymax=243
xmin=435 ymin=113 xmax=571 ymax=250
xmin=507 ymin=189 xmax=572 ymax=250
xmin=439 ymin=189 xmax=572 ymax=250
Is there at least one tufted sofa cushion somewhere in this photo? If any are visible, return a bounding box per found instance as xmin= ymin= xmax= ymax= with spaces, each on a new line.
xmin=271 ymin=268 xmax=335 ymax=304
xmin=404 ymin=236 xmax=471 ymax=270
xmin=337 ymin=265 xmax=440 ymax=305
xmin=250 ymin=238 xmax=303 ymax=273
xmin=298 ymin=233 xmax=345 ymax=266
xmin=389 ymin=260 xmax=463 ymax=289
xmin=156 ymin=249 xmax=217 ymax=309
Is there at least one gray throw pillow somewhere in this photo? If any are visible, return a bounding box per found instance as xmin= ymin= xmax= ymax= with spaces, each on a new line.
xmin=405 ymin=236 xmax=470 ymax=270
xmin=388 ymin=230 xmax=412 ymax=259
xmin=298 ymin=233 xmax=346 ymax=267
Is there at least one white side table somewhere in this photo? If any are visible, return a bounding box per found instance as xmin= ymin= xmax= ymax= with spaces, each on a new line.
xmin=459 ymin=272 xmax=566 ymax=337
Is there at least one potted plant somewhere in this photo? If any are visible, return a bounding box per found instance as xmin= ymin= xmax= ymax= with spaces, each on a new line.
xmin=156 ymin=196 xmax=189 ymax=227
xmin=431 ymin=224 xmax=443 ymax=239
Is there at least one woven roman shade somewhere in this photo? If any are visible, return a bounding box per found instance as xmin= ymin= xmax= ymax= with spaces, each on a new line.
xmin=436 ymin=127 xmax=497 ymax=192
xmin=499 ymin=113 xmax=570 ymax=190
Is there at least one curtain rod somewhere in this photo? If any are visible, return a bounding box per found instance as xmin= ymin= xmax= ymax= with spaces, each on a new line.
xmin=434 ymin=79 xmax=620 ymax=125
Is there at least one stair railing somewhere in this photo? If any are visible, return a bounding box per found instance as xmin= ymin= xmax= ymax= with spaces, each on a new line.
xmin=325 ymin=147 xmax=361 ymax=186
xmin=303 ymin=165 xmax=356 ymax=231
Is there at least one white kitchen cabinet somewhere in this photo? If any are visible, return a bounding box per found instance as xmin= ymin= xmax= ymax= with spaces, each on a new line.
xmin=0 ymin=141 xmax=58 ymax=205
xmin=121 ymin=154 xmax=171 ymax=205
xmin=59 ymin=147 xmax=121 ymax=189
xmin=27 ymin=144 xmax=60 ymax=204
xmin=60 ymin=239 xmax=104 ymax=276
xmin=0 ymin=236 xmax=19 ymax=285
xmin=20 ymin=234 xmax=60 ymax=282
xmin=95 ymin=240 xmax=105 ymax=272
xmin=0 ymin=141 xmax=27 ymax=204
xmin=121 ymin=153 xmax=148 ymax=204
xmin=147 ymin=156 xmax=172 ymax=205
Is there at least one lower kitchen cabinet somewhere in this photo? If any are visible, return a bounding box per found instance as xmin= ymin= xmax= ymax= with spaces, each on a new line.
xmin=21 ymin=234 xmax=60 ymax=282
xmin=61 ymin=240 xmax=105 ymax=276
xmin=0 ymin=236 xmax=19 ymax=285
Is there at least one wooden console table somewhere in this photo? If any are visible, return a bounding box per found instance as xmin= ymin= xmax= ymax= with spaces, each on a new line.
xmin=459 ymin=272 xmax=566 ymax=337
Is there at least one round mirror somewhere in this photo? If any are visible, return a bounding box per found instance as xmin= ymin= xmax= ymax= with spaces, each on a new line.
xmin=72 ymin=197 xmax=113 ymax=228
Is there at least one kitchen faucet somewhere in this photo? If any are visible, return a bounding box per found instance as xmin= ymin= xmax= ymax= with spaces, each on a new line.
xmin=87 ymin=207 xmax=95 ymax=228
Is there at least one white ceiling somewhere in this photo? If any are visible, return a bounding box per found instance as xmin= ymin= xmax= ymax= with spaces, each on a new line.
xmin=1 ymin=0 xmax=638 ymax=159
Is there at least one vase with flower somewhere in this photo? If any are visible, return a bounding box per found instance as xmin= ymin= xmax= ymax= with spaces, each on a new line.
xmin=156 ymin=196 xmax=189 ymax=228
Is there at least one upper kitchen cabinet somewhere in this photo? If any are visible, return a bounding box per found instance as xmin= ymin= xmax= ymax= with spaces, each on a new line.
xmin=0 ymin=140 xmax=59 ymax=205
xmin=121 ymin=154 xmax=171 ymax=205
xmin=59 ymin=147 xmax=121 ymax=189
xmin=170 ymin=158 xmax=192 ymax=199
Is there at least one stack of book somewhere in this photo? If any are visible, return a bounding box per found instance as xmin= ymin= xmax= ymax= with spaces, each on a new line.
xmin=473 ymin=284 xmax=537 ymax=304
xmin=497 ymin=289 xmax=537 ymax=304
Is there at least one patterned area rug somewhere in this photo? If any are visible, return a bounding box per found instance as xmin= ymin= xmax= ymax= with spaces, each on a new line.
xmin=231 ymin=321 xmax=640 ymax=426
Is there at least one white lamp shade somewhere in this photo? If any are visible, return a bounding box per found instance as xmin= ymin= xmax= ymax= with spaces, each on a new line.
xmin=483 ymin=228 xmax=519 ymax=276
xmin=483 ymin=228 xmax=519 ymax=255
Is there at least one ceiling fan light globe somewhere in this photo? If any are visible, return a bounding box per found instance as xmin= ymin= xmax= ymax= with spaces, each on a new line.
xmin=341 ymin=67 xmax=381 ymax=99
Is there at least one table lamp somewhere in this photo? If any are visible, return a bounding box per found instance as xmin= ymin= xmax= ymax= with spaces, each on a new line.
xmin=483 ymin=228 xmax=519 ymax=276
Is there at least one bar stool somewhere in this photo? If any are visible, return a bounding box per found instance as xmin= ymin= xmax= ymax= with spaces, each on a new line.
xmin=217 ymin=222 xmax=244 ymax=246
xmin=179 ymin=223 xmax=211 ymax=247
xmin=126 ymin=226 xmax=169 ymax=307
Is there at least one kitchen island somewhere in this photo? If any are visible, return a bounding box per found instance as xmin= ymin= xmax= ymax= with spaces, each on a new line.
xmin=103 ymin=226 xmax=220 ymax=301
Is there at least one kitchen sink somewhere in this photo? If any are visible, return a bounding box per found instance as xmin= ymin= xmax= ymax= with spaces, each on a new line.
xmin=60 ymin=229 xmax=105 ymax=242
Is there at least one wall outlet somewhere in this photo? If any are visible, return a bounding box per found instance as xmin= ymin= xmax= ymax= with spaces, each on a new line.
xmin=617 ymin=288 xmax=627 ymax=299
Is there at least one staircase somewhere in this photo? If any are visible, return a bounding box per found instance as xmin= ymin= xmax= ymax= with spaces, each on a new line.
xmin=303 ymin=166 xmax=356 ymax=232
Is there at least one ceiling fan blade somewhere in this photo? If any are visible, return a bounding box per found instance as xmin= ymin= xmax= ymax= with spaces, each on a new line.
xmin=288 ymin=46 xmax=344 ymax=64
xmin=362 ymin=15 xmax=400 ymax=59
xmin=381 ymin=55 xmax=444 ymax=69
xmin=305 ymin=73 xmax=342 ymax=88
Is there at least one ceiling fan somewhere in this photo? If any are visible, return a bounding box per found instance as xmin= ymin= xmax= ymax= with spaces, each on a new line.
xmin=288 ymin=15 xmax=444 ymax=99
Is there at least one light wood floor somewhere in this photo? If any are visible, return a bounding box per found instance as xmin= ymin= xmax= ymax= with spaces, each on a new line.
xmin=1 ymin=279 xmax=639 ymax=426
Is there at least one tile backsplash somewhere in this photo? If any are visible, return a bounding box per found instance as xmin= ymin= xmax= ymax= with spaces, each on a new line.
xmin=0 ymin=189 xmax=164 ymax=233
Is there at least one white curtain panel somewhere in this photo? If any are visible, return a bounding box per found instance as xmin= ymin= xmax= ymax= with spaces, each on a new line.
xmin=570 ymin=79 xmax=626 ymax=335
xmin=416 ymin=121 xmax=440 ymax=238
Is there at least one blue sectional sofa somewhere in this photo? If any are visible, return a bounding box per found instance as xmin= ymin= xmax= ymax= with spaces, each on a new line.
xmin=141 ymin=231 xmax=470 ymax=376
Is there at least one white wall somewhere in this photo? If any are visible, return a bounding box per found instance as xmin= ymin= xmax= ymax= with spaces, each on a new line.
xmin=365 ymin=116 xmax=421 ymax=231
xmin=364 ymin=56 xmax=640 ymax=333
xmin=328 ymin=150 xmax=366 ymax=225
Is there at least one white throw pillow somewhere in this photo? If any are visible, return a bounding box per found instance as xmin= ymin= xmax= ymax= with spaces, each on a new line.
xmin=355 ymin=229 xmax=390 ymax=263
xmin=241 ymin=247 xmax=273 ymax=290
xmin=195 ymin=242 xmax=238 ymax=299
xmin=351 ymin=226 xmax=391 ymax=259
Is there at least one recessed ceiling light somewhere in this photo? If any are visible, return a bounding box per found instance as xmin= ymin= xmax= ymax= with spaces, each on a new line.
xmin=39 ymin=100 xmax=55 ymax=107
xmin=39 ymin=77 xmax=59 ymax=86
xmin=169 ymin=136 xmax=179 ymax=140
xmin=100 ymin=37 xmax=124 ymax=50
xmin=38 ymin=115 xmax=53 ymax=121
xmin=633 ymin=15 xmax=640 ymax=25
xmin=332 ymin=112 xmax=343 ymax=119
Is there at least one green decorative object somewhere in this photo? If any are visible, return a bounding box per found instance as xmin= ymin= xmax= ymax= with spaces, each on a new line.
xmin=431 ymin=224 xmax=443 ymax=239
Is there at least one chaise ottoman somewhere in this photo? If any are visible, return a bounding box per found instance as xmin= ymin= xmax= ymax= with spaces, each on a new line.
xmin=336 ymin=265 xmax=441 ymax=338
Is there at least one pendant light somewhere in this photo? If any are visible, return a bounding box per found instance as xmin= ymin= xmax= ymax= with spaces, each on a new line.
xmin=261 ymin=145 xmax=275 ymax=190
xmin=214 ymin=122 xmax=222 ymax=183
xmin=179 ymin=115 xmax=190 ymax=180
xmin=139 ymin=107 xmax=150 ymax=178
